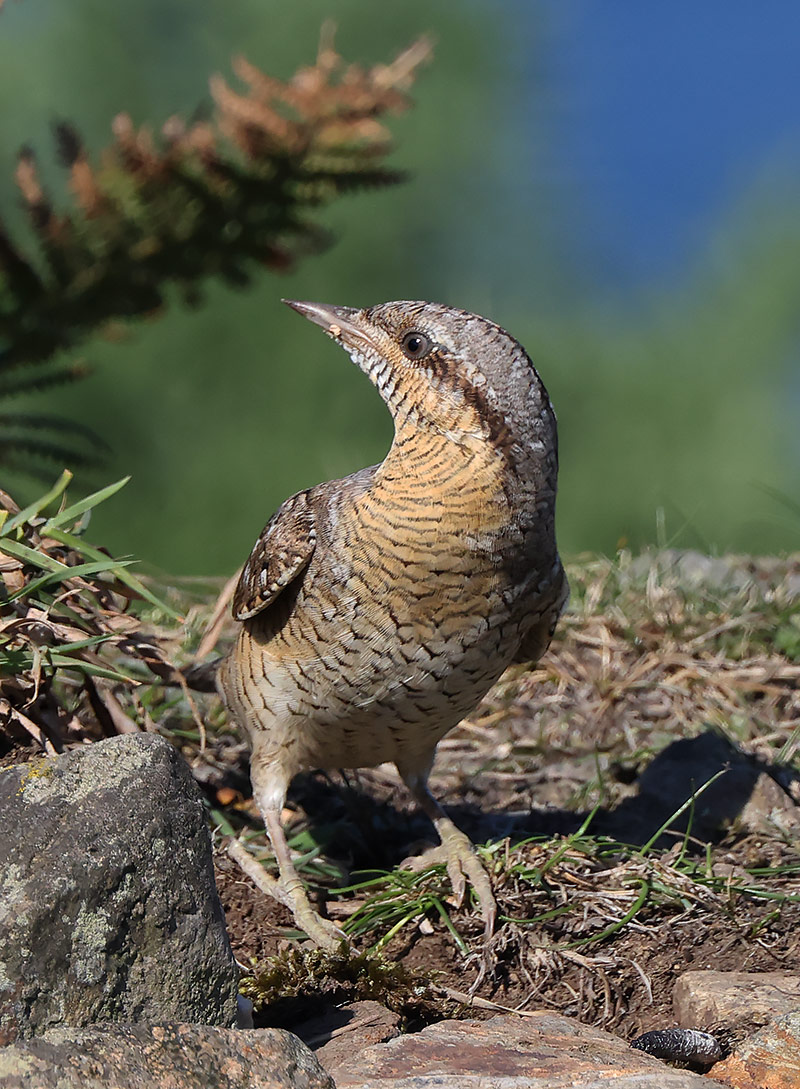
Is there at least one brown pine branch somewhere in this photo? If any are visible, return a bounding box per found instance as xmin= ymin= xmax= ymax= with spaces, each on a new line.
xmin=0 ymin=36 xmax=433 ymax=377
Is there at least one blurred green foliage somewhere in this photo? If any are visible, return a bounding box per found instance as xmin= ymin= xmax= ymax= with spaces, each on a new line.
xmin=0 ymin=25 xmax=430 ymax=474
xmin=0 ymin=0 xmax=797 ymax=574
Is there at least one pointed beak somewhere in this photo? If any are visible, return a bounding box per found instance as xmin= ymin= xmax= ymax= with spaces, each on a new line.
xmin=282 ymin=299 xmax=367 ymax=348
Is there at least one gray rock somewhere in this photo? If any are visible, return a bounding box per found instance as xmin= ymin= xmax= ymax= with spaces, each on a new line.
xmin=333 ymin=1012 xmax=729 ymax=1087
xmin=629 ymin=733 xmax=766 ymax=841
xmin=0 ymin=1023 xmax=334 ymax=1088
xmin=737 ymin=773 xmax=800 ymax=837
xmin=0 ymin=734 xmax=238 ymax=1043
xmin=627 ymin=551 xmax=753 ymax=591
xmin=599 ymin=731 xmax=771 ymax=848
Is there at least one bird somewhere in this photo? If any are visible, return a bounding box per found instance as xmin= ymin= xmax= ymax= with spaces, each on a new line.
xmin=217 ymin=299 xmax=567 ymax=950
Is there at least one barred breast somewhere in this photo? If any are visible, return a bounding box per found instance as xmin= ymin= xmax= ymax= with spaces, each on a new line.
xmin=221 ymin=429 xmax=560 ymax=778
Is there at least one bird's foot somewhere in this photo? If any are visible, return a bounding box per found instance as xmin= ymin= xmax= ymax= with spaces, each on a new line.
xmin=401 ymin=842 xmax=450 ymax=873
xmin=403 ymin=831 xmax=497 ymax=940
xmin=440 ymin=826 xmax=497 ymax=940
xmin=290 ymin=896 xmax=347 ymax=953
xmin=227 ymin=838 xmax=347 ymax=953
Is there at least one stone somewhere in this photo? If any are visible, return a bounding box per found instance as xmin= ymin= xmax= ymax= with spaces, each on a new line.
xmin=333 ymin=1012 xmax=729 ymax=1088
xmin=710 ymin=1009 xmax=800 ymax=1089
xmin=632 ymin=733 xmax=763 ymax=840
xmin=737 ymin=773 xmax=800 ymax=838
xmin=674 ymin=970 xmax=800 ymax=1032
xmin=292 ymin=1000 xmax=401 ymax=1076
xmin=0 ymin=734 xmax=238 ymax=1042
xmin=0 ymin=1023 xmax=334 ymax=1088
xmin=237 ymin=994 xmax=255 ymax=1029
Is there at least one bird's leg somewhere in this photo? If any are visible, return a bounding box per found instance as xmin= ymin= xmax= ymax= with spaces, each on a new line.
xmin=263 ymin=807 xmax=347 ymax=951
xmin=400 ymin=768 xmax=497 ymax=940
xmin=231 ymin=758 xmax=346 ymax=952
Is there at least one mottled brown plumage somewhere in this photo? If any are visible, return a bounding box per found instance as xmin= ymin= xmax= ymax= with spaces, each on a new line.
xmin=218 ymin=299 xmax=567 ymax=949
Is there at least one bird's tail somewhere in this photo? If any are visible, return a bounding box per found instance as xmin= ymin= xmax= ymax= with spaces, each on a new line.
xmin=180 ymin=657 xmax=222 ymax=692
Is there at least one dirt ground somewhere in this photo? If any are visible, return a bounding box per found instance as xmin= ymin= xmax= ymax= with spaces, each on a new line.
xmin=213 ymin=766 xmax=800 ymax=1042
xmin=4 ymin=550 xmax=799 ymax=1048
xmin=203 ymin=554 xmax=800 ymax=1043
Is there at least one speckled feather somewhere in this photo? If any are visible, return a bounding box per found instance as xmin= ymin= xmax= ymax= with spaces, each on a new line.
xmin=219 ymin=300 xmax=567 ymax=792
xmin=233 ymin=490 xmax=316 ymax=621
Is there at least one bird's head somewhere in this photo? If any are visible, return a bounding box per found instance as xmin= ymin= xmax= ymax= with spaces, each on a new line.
xmin=284 ymin=299 xmax=556 ymax=468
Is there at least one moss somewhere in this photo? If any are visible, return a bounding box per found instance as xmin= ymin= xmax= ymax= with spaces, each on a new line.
xmin=70 ymin=906 xmax=112 ymax=986
xmin=240 ymin=945 xmax=452 ymax=1030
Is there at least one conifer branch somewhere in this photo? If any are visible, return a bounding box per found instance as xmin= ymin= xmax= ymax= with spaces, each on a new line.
xmin=0 ymin=36 xmax=432 ymax=374
xmin=0 ymin=34 xmax=431 ymax=474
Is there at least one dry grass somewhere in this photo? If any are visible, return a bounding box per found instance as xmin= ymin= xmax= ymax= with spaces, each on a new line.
xmin=4 ymin=488 xmax=799 ymax=1032
xmin=0 ymin=473 xmax=195 ymax=756
xmin=210 ymin=549 xmax=800 ymax=1036
xmin=440 ymin=551 xmax=800 ymax=798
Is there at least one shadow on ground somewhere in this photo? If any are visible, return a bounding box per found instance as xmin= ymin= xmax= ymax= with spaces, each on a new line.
xmin=287 ymin=729 xmax=799 ymax=872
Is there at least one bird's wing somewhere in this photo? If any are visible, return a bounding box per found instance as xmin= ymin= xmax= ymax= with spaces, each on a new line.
xmin=232 ymin=489 xmax=316 ymax=621
xmin=514 ymin=564 xmax=569 ymax=664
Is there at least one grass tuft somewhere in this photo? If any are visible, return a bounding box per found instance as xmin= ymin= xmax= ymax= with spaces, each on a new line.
xmin=0 ymin=473 xmax=193 ymax=755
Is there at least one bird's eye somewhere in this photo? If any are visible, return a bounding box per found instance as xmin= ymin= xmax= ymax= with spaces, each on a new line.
xmin=400 ymin=330 xmax=431 ymax=360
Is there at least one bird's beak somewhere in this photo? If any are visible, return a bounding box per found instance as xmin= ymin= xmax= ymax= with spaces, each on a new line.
xmin=283 ymin=299 xmax=369 ymax=350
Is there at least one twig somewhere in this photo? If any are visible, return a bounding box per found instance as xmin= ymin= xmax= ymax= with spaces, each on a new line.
xmin=197 ymin=567 xmax=240 ymax=658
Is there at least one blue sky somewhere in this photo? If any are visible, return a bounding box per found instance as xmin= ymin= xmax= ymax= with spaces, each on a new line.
xmin=533 ymin=2 xmax=800 ymax=289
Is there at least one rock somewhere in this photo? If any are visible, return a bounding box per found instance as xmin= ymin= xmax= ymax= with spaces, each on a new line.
xmin=0 ymin=1023 xmax=334 ymax=1088
xmin=674 ymin=970 xmax=800 ymax=1032
xmin=737 ymin=773 xmax=800 ymax=837
xmin=237 ymin=994 xmax=255 ymax=1029
xmin=0 ymin=734 xmax=238 ymax=1042
xmin=292 ymin=1000 xmax=401 ymax=1076
xmin=710 ymin=1009 xmax=800 ymax=1089
xmin=599 ymin=731 xmax=774 ymax=848
xmin=627 ymin=552 xmax=753 ymax=591
xmin=333 ymin=1012 xmax=729 ymax=1087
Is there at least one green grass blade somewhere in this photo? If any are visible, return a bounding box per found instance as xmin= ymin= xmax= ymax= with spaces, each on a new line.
xmin=42 ymin=476 xmax=131 ymax=532
xmin=540 ymin=799 xmax=603 ymax=876
xmin=637 ymin=769 xmax=727 ymax=855
xmin=209 ymin=808 xmax=238 ymax=837
xmin=568 ymin=878 xmax=650 ymax=947
xmin=430 ymin=897 xmax=469 ymax=955
xmin=499 ymin=904 xmax=572 ymax=926
xmin=0 ymin=537 xmax=69 ymax=574
xmin=44 ymin=526 xmax=182 ymax=619
xmin=369 ymin=906 xmax=422 ymax=952
xmin=46 ymin=652 xmax=138 ymax=682
xmin=7 ymin=559 xmax=135 ymax=602
xmin=0 ymin=470 xmax=73 ymax=536
xmin=52 ymin=635 xmax=114 ymax=653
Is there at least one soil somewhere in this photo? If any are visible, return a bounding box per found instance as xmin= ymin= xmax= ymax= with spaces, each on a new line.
xmin=5 ymin=551 xmax=798 ymax=1051
xmin=207 ymin=552 xmax=800 ymax=1045
xmin=214 ymin=757 xmax=800 ymax=1043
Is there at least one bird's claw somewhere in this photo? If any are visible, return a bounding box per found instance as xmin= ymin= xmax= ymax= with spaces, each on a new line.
xmin=227 ymin=837 xmax=348 ymax=953
xmin=446 ymin=844 xmax=496 ymax=938
xmin=401 ymin=836 xmax=497 ymax=939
